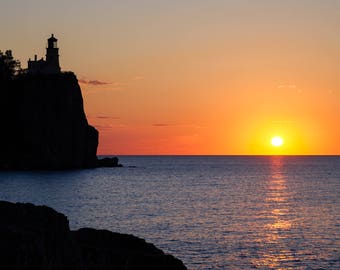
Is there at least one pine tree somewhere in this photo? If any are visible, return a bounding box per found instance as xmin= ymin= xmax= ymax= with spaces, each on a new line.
xmin=0 ymin=50 xmax=21 ymax=81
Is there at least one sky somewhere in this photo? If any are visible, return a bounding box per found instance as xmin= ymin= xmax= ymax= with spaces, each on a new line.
xmin=2 ymin=0 xmax=340 ymax=155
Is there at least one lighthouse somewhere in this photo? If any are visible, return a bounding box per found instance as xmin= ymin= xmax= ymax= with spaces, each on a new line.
xmin=45 ymin=34 xmax=61 ymax=73
xmin=27 ymin=34 xmax=61 ymax=74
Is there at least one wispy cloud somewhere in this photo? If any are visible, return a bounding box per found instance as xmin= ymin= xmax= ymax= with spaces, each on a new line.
xmin=96 ymin=116 xmax=120 ymax=120
xmin=132 ymin=75 xmax=144 ymax=81
xmin=93 ymin=123 xmax=128 ymax=131
xmin=152 ymin=123 xmax=170 ymax=127
xmin=277 ymin=83 xmax=302 ymax=93
xmin=92 ymin=124 xmax=113 ymax=130
xmin=79 ymin=79 xmax=111 ymax=85
xmin=80 ymin=75 xmax=143 ymax=94
xmin=152 ymin=123 xmax=207 ymax=129
xmin=272 ymin=120 xmax=296 ymax=124
xmin=88 ymin=115 xmax=120 ymax=120
xmin=277 ymin=84 xmax=297 ymax=89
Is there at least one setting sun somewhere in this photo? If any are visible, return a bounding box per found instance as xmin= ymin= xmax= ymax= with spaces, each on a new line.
xmin=271 ymin=136 xmax=284 ymax=147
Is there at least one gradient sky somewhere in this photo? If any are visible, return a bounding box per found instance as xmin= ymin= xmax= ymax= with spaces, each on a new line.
xmin=2 ymin=0 xmax=340 ymax=154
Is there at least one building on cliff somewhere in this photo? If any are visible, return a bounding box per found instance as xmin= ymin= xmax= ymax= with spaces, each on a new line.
xmin=27 ymin=34 xmax=61 ymax=74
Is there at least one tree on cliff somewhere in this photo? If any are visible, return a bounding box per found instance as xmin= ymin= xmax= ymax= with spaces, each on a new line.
xmin=0 ymin=50 xmax=21 ymax=81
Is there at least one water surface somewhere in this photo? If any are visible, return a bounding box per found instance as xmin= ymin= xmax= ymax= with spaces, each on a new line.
xmin=0 ymin=156 xmax=339 ymax=269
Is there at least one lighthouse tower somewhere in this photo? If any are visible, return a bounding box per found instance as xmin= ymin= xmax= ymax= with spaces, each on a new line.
xmin=45 ymin=34 xmax=61 ymax=73
xmin=27 ymin=34 xmax=62 ymax=74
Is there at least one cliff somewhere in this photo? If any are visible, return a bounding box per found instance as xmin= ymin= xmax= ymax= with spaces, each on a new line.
xmin=0 ymin=73 xmax=98 ymax=169
xmin=0 ymin=201 xmax=187 ymax=270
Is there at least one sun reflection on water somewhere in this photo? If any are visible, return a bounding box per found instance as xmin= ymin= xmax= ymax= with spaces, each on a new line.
xmin=252 ymin=156 xmax=295 ymax=269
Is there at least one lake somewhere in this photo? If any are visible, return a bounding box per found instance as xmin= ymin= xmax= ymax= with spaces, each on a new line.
xmin=0 ymin=156 xmax=339 ymax=269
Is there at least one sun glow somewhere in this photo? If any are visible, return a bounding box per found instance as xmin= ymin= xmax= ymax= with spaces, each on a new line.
xmin=271 ymin=136 xmax=284 ymax=147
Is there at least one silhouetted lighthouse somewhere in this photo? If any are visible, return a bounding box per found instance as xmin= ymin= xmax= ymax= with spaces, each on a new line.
xmin=27 ymin=34 xmax=61 ymax=74
xmin=45 ymin=34 xmax=61 ymax=73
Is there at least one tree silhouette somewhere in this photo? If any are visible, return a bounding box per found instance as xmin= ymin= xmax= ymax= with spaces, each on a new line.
xmin=0 ymin=50 xmax=21 ymax=81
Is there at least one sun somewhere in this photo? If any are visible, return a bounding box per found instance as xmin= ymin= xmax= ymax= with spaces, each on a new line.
xmin=271 ymin=136 xmax=284 ymax=147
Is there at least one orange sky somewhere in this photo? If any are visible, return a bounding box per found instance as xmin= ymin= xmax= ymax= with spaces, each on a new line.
xmin=2 ymin=1 xmax=340 ymax=154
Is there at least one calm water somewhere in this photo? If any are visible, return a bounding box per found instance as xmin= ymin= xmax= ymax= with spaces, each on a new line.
xmin=0 ymin=156 xmax=339 ymax=269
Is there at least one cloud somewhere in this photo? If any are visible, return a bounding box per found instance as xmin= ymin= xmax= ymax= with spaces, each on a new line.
xmin=151 ymin=123 xmax=207 ymax=129
xmin=93 ymin=123 xmax=129 ymax=131
xmin=87 ymin=115 xmax=120 ymax=120
xmin=96 ymin=116 xmax=120 ymax=120
xmin=277 ymin=83 xmax=302 ymax=93
xmin=271 ymin=120 xmax=296 ymax=124
xmin=152 ymin=123 xmax=170 ymax=127
xmin=80 ymin=75 xmax=143 ymax=94
xmin=277 ymin=84 xmax=297 ymax=89
xmin=132 ymin=75 xmax=144 ymax=81
xmin=79 ymin=79 xmax=127 ymax=93
xmin=79 ymin=79 xmax=111 ymax=85
xmin=92 ymin=124 xmax=113 ymax=130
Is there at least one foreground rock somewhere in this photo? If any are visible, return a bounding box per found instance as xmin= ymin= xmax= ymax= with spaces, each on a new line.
xmin=0 ymin=201 xmax=187 ymax=270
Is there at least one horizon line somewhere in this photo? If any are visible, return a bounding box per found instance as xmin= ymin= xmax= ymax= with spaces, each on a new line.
xmin=98 ymin=154 xmax=340 ymax=157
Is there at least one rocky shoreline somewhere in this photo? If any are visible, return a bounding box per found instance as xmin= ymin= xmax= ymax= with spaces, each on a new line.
xmin=0 ymin=201 xmax=187 ymax=270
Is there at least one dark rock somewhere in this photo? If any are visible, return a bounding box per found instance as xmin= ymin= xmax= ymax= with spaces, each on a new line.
xmin=0 ymin=73 xmax=99 ymax=170
xmin=97 ymin=157 xmax=123 ymax=167
xmin=0 ymin=201 xmax=82 ymax=270
xmin=0 ymin=201 xmax=187 ymax=270
xmin=73 ymin=228 xmax=186 ymax=270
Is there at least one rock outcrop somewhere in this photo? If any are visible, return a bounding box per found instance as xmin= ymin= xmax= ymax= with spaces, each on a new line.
xmin=97 ymin=157 xmax=123 ymax=167
xmin=0 ymin=201 xmax=187 ymax=270
xmin=0 ymin=73 xmax=99 ymax=170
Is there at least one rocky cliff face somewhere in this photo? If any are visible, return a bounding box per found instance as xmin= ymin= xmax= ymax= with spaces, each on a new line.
xmin=0 ymin=201 xmax=187 ymax=270
xmin=0 ymin=73 xmax=98 ymax=169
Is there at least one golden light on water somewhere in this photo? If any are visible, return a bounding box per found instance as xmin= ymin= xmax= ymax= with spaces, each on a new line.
xmin=252 ymin=156 xmax=294 ymax=268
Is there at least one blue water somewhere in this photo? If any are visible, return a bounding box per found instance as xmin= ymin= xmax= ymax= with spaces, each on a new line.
xmin=0 ymin=156 xmax=339 ymax=269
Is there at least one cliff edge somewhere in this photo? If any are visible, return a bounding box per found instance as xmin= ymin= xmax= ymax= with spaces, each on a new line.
xmin=0 ymin=201 xmax=187 ymax=270
xmin=0 ymin=73 xmax=99 ymax=170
